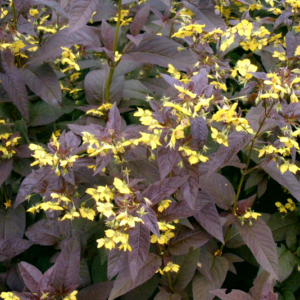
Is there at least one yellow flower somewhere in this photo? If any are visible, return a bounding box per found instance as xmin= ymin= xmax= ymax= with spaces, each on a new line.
xmin=163 ymin=102 xmax=191 ymax=116
xmin=273 ymin=51 xmax=286 ymax=61
xmin=220 ymin=34 xmax=235 ymax=51
xmin=79 ymin=207 xmax=96 ymax=221
xmin=257 ymin=145 xmax=277 ymax=157
xmin=285 ymin=198 xmax=296 ymax=212
xmin=174 ymin=84 xmax=197 ymax=99
xmin=275 ymin=202 xmax=287 ymax=213
xmin=279 ymin=136 xmax=299 ymax=149
xmin=60 ymin=208 xmax=80 ymax=221
xmin=167 ymin=64 xmax=181 ymax=80
xmin=29 ymin=9 xmax=39 ymax=17
xmin=295 ymin=45 xmax=300 ymax=56
xmin=231 ymin=59 xmax=257 ymax=80
xmin=243 ymin=209 xmax=261 ymax=220
xmin=158 ymin=199 xmax=172 ymax=212
xmin=37 ymin=26 xmax=57 ymax=34
xmin=96 ymin=202 xmax=115 ymax=217
xmin=172 ymin=24 xmax=206 ymax=38
xmin=113 ymin=178 xmax=132 ymax=194
xmin=235 ymin=20 xmax=253 ymax=37
xmin=163 ymin=262 xmax=180 ymax=273
xmin=211 ymin=127 xmax=228 ymax=147
xmin=279 ymin=161 xmax=300 ymax=174
xmin=63 ymin=291 xmax=78 ymax=300
xmin=4 ymin=199 xmax=12 ymax=209
xmin=0 ymin=292 xmax=20 ymax=300
xmin=210 ymin=81 xmax=227 ymax=91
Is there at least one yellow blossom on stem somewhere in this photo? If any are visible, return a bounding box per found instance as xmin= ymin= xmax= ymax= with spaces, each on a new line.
xmin=79 ymin=207 xmax=96 ymax=221
xmin=158 ymin=199 xmax=172 ymax=212
xmin=275 ymin=202 xmax=287 ymax=213
xmin=113 ymin=178 xmax=132 ymax=194
xmin=0 ymin=292 xmax=20 ymax=300
xmin=211 ymin=127 xmax=228 ymax=147
xmin=63 ymin=291 xmax=78 ymax=300
xmin=285 ymin=198 xmax=296 ymax=212
xmin=163 ymin=262 xmax=180 ymax=273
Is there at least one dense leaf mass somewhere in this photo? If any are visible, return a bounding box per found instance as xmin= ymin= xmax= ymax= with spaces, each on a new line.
xmin=1 ymin=0 xmax=300 ymax=299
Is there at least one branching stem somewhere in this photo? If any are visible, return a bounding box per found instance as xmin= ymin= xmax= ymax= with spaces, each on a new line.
xmin=105 ymin=0 xmax=122 ymax=103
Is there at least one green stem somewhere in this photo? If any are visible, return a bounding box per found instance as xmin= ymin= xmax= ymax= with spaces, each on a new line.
xmin=1 ymin=183 xmax=8 ymax=202
xmin=167 ymin=272 xmax=174 ymax=292
xmin=11 ymin=0 xmax=18 ymax=30
xmin=105 ymin=0 xmax=122 ymax=103
xmin=219 ymin=101 xmax=275 ymax=252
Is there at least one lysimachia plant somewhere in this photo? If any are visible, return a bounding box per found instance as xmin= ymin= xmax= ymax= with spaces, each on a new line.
xmin=1 ymin=0 xmax=300 ymax=299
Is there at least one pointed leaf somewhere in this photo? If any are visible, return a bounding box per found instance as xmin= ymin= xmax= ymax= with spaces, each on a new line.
xmin=0 ymin=205 xmax=26 ymax=239
xmin=236 ymin=218 xmax=279 ymax=280
xmin=210 ymin=289 xmax=254 ymax=300
xmin=69 ymin=0 xmax=99 ymax=31
xmin=142 ymin=176 xmax=189 ymax=206
xmin=128 ymin=223 xmax=150 ymax=281
xmin=157 ymin=146 xmax=180 ymax=179
xmin=108 ymin=253 xmax=161 ymax=300
xmin=130 ymin=5 xmax=150 ymax=36
xmin=101 ymin=20 xmax=114 ymax=50
xmin=0 ymin=159 xmax=13 ymax=186
xmin=108 ymin=248 xmax=127 ymax=280
xmin=277 ymin=245 xmax=295 ymax=282
xmin=106 ymin=103 xmax=121 ymax=133
xmin=194 ymin=201 xmax=224 ymax=243
xmin=21 ymin=63 xmax=62 ymax=107
xmin=0 ymin=52 xmax=29 ymax=120
xmin=18 ymin=262 xmax=43 ymax=293
xmin=52 ymin=238 xmax=81 ymax=293
xmin=123 ymin=35 xmax=197 ymax=71
xmin=190 ymin=117 xmax=208 ymax=149
xmin=0 ymin=239 xmax=33 ymax=261
xmin=173 ymin=248 xmax=200 ymax=292
xmin=192 ymin=256 xmax=229 ymax=300
xmin=168 ymin=223 xmax=211 ymax=255
xmin=77 ymin=281 xmax=114 ymax=300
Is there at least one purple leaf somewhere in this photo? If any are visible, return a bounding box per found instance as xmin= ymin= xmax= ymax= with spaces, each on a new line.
xmin=69 ymin=0 xmax=99 ymax=32
xmin=175 ymin=162 xmax=199 ymax=208
xmin=106 ymin=103 xmax=121 ymax=133
xmin=173 ymin=248 xmax=200 ymax=292
xmin=194 ymin=201 xmax=224 ymax=243
xmin=108 ymin=248 xmax=128 ymax=280
xmin=14 ymin=169 xmax=50 ymax=208
xmin=190 ymin=117 xmax=208 ymax=150
xmin=210 ymin=289 xmax=254 ymax=300
xmin=183 ymin=1 xmax=226 ymax=31
xmin=52 ymin=237 xmax=81 ymax=294
xmin=200 ymin=173 xmax=236 ymax=210
xmin=235 ymin=218 xmax=279 ymax=280
xmin=20 ymin=63 xmax=62 ymax=108
xmin=157 ymin=146 xmax=180 ymax=179
xmin=123 ymin=35 xmax=197 ymax=71
xmin=201 ymin=132 xmax=252 ymax=180
xmin=84 ymin=69 xmax=124 ymax=104
xmin=101 ymin=20 xmax=114 ymax=50
xmin=267 ymin=212 xmax=300 ymax=242
xmin=31 ymin=0 xmax=68 ymax=17
xmin=262 ymin=160 xmax=300 ymax=202
xmin=77 ymin=281 xmax=114 ymax=300
xmin=140 ymin=206 xmax=160 ymax=237
xmin=108 ymin=253 xmax=161 ymax=300
xmin=250 ymin=270 xmax=278 ymax=300
xmin=142 ymin=176 xmax=189 ymax=206
xmin=0 ymin=239 xmax=33 ymax=261
xmin=168 ymin=223 xmax=211 ymax=255
xmin=28 ymin=27 xmax=101 ymax=65
xmin=192 ymin=256 xmax=229 ymax=300
xmin=25 ymin=219 xmax=71 ymax=246
xmin=0 ymin=52 xmax=29 ymax=120
xmin=128 ymin=223 xmax=150 ymax=281
xmin=18 ymin=262 xmax=43 ymax=293
xmin=0 ymin=205 xmax=26 ymax=239
xmin=0 ymin=159 xmax=13 ymax=186
xmin=130 ymin=5 xmax=150 ymax=36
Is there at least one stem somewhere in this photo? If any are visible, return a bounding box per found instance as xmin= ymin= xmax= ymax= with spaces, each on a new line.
xmin=167 ymin=272 xmax=174 ymax=292
xmin=219 ymin=101 xmax=275 ymax=252
xmin=11 ymin=0 xmax=18 ymax=30
xmin=1 ymin=184 xmax=8 ymax=202
xmin=105 ymin=0 xmax=122 ymax=103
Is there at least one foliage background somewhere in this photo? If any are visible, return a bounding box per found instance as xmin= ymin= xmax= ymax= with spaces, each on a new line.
xmin=1 ymin=0 xmax=300 ymax=299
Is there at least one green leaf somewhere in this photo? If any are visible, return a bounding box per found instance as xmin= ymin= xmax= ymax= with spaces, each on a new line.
xmin=278 ymin=245 xmax=295 ymax=282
